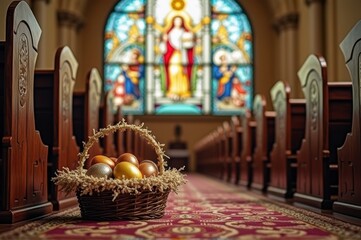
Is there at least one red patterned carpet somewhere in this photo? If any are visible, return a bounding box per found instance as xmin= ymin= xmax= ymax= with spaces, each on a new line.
xmin=1 ymin=174 xmax=361 ymax=239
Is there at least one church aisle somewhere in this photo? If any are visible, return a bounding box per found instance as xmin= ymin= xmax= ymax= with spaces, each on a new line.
xmin=0 ymin=174 xmax=360 ymax=239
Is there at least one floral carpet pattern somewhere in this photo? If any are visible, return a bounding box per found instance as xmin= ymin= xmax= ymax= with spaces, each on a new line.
xmin=1 ymin=174 xmax=361 ymax=239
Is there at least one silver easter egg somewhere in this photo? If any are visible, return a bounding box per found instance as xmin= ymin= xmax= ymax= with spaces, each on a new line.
xmin=86 ymin=163 xmax=113 ymax=178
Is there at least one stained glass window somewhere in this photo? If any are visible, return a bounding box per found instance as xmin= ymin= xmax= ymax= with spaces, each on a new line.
xmin=104 ymin=0 xmax=253 ymax=115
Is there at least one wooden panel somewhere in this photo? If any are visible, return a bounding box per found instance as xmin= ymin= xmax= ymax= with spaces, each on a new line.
xmin=334 ymin=20 xmax=361 ymax=218
xmin=223 ymin=121 xmax=232 ymax=182
xmin=240 ymin=110 xmax=255 ymax=188
xmin=295 ymin=55 xmax=352 ymax=209
xmin=114 ymin=106 xmax=125 ymax=155
xmin=34 ymin=46 xmax=80 ymax=210
xmin=230 ymin=116 xmax=241 ymax=184
xmin=0 ymin=1 xmax=52 ymax=223
xmin=73 ymin=69 xmax=103 ymax=169
xmin=125 ymin=115 xmax=134 ymax=153
xmin=100 ymin=91 xmax=117 ymax=158
xmin=269 ymin=81 xmax=306 ymax=198
xmin=217 ymin=126 xmax=225 ymax=180
xmin=252 ymin=94 xmax=275 ymax=192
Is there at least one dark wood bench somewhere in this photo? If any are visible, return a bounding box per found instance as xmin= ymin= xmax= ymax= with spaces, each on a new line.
xmin=252 ymin=94 xmax=275 ymax=192
xmin=334 ymin=20 xmax=361 ymax=218
xmin=240 ymin=110 xmax=256 ymax=188
xmin=295 ymin=54 xmax=352 ymax=209
xmin=124 ymin=115 xmax=134 ymax=153
xmin=195 ymin=131 xmax=215 ymax=176
xmin=223 ymin=121 xmax=232 ymax=182
xmin=0 ymin=1 xmax=52 ymax=223
xmin=114 ymin=105 xmax=125 ymax=155
xmin=230 ymin=116 xmax=242 ymax=184
xmin=34 ymin=46 xmax=80 ymax=210
xmin=99 ymin=90 xmax=117 ymax=158
xmin=269 ymin=81 xmax=306 ymax=198
xmin=73 ymin=68 xmax=103 ymax=169
xmin=133 ymin=119 xmax=144 ymax=161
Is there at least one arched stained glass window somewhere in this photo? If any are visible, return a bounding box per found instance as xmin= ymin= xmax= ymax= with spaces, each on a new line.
xmin=104 ymin=0 xmax=253 ymax=115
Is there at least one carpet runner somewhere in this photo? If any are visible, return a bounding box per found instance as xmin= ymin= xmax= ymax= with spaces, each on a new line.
xmin=1 ymin=174 xmax=360 ymax=239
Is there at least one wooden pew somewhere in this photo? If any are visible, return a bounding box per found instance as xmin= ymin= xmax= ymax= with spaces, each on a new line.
xmin=218 ymin=123 xmax=229 ymax=181
xmin=334 ymin=20 xmax=361 ymax=218
xmin=252 ymin=94 xmax=275 ymax=192
xmin=240 ymin=110 xmax=256 ymax=188
xmin=195 ymin=132 xmax=210 ymax=175
xmin=99 ymin=90 xmax=117 ymax=158
xmin=212 ymin=129 xmax=222 ymax=178
xmin=295 ymin=54 xmax=352 ymax=209
xmin=230 ymin=116 xmax=242 ymax=184
xmin=269 ymin=81 xmax=306 ymax=198
xmin=125 ymin=114 xmax=134 ymax=153
xmin=114 ymin=105 xmax=125 ymax=155
xmin=34 ymin=46 xmax=80 ymax=210
xmin=73 ymin=68 xmax=103 ymax=169
xmin=0 ymin=1 xmax=52 ymax=223
xmin=223 ymin=121 xmax=232 ymax=182
xmin=133 ymin=119 xmax=143 ymax=161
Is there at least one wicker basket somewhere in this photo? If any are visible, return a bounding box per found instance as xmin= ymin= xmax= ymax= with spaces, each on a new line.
xmin=53 ymin=120 xmax=185 ymax=221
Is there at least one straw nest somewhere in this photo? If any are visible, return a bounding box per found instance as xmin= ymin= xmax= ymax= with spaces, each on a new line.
xmin=52 ymin=120 xmax=186 ymax=201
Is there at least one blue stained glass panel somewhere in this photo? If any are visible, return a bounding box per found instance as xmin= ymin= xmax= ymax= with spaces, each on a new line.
xmin=104 ymin=0 xmax=253 ymax=115
xmin=114 ymin=0 xmax=145 ymax=12
xmin=211 ymin=0 xmax=242 ymax=13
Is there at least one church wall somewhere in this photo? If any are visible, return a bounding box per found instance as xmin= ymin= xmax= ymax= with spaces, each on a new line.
xmin=77 ymin=0 xmax=117 ymax=91
xmin=325 ymin=0 xmax=361 ymax=82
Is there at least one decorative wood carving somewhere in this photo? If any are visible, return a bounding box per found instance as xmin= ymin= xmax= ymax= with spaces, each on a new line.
xmin=334 ymin=20 xmax=361 ymax=218
xmin=0 ymin=1 xmax=52 ymax=223
xmin=295 ymin=54 xmax=352 ymax=209
xmin=34 ymin=46 xmax=80 ymax=210
xmin=269 ymin=81 xmax=306 ymax=198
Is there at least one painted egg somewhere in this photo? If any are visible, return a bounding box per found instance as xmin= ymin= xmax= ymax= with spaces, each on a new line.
xmin=113 ymin=161 xmax=142 ymax=180
xmin=110 ymin=157 xmax=118 ymax=163
xmin=117 ymin=153 xmax=139 ymax=168
xmin=86 ymin=163 xmax=113 ymax=178
xmin=139 ymin=160 xmax=159 ymax=178
xmin=90 ymin=155 xmax=115 ymax=169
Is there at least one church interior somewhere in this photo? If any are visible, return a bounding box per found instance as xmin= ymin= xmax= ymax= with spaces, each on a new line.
xmin=1 ymin=0 xmax=361 ymax=239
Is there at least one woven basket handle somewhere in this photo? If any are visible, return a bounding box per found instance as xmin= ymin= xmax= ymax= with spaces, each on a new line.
xmin=77 ymin=120 xmax=166 ymax=175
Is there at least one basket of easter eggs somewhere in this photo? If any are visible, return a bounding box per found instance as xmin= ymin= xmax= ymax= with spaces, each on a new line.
xmin=53 ymin=120 xmax=185 ymax=220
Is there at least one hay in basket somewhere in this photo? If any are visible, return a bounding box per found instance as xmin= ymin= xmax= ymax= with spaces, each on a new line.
xmin=52 ymin=120 xmax=186 ymax=220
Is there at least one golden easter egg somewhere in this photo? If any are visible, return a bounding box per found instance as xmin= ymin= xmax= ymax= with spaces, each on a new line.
xmin=86 ymin=163 xmax=113 ymax=178
xmin=90 ymin=155 xmax=115 ymax=169
xmin=139 ymin=160 xmax=159 ymax=178
xmin=113 ymin=161 xmax=142 ymax=180
xmin=117 ymin=153 xmax=139 ymax=168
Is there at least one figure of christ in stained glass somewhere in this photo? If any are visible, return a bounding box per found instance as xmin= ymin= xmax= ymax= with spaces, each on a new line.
xmin=149 ymin=0 xmax=207 ymax=101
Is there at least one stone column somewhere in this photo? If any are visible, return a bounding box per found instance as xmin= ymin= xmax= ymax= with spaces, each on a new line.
xmin=306 ymin=0 xmax=324 ymax=55
xmin=32 ymin=0 xmax=48 ymax=68
xmin=57 ymin=10 xmax=83 ymax=56
xmin=283 ymin=13 xmax=299 ymax=98
xmin=273 ymin=17 xmax=287 ymax=83
xmin=274 ymin=13 xmax=299 ymax=98
xmin=145 ymin=0 xmax=155 ymax=114
xmin=202 ymin=0 xmax=211 ymax=114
